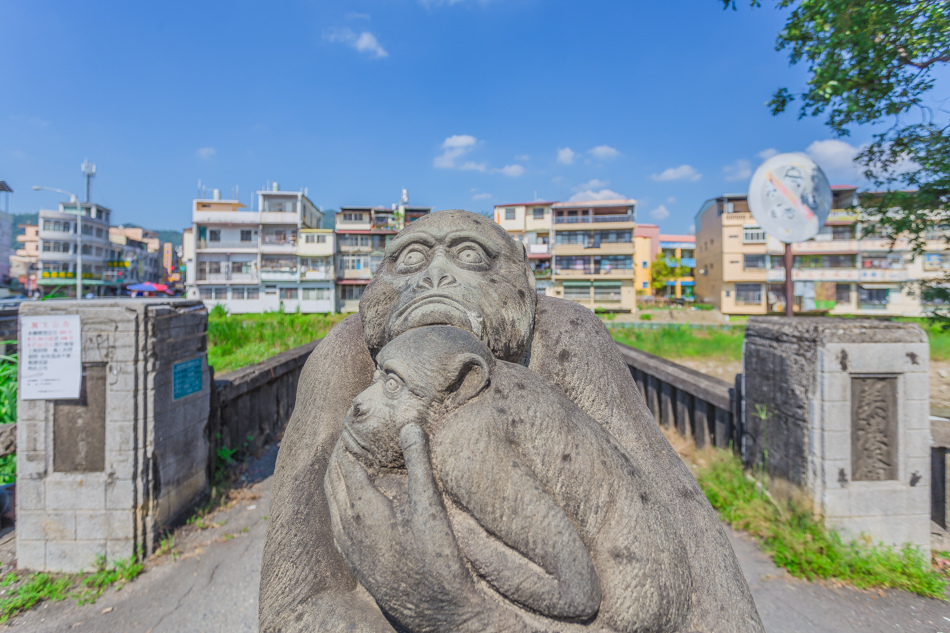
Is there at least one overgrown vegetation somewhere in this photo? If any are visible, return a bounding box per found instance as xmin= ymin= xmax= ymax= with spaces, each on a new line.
xmin=207 ymin=307 xmax=349 ymax=373
xmin=610 ymin=325 xmax=745 ymax=362
xmin=0 ymin=554 xmax=143 ymax=623
xmin=693 ymin=447 xmax=947 ymax=599
xmin=0 ymin=344 xmax=16 ymax=424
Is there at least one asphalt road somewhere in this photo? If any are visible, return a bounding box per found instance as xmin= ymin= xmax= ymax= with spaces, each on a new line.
xmin=6 ymin=443 xmax=950 ymax=632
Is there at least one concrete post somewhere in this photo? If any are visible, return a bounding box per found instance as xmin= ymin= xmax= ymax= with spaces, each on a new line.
xmin=693 ymin=400 xmax=710 ymax=449
xmin=675 ymin=389 xmax=692 ymax=440
xmin=659 ymin=382 xmax=674 ymax=429
xmin=16 ymin=300 xmax=211 ymax=572
xmin=743 ymin=317 xmax=931 ymax=551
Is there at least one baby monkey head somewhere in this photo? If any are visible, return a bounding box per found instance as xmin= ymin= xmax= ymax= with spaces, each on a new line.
xmin=341 ymin=325 xmax=496 ymax=471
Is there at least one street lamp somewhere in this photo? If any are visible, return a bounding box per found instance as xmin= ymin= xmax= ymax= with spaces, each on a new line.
xmin=32 ymin=185 xmax=84 ymax=299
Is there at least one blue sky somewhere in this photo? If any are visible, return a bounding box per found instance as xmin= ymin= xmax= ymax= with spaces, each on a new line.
xmin=1 ymin=0 xmax=879 ymax=234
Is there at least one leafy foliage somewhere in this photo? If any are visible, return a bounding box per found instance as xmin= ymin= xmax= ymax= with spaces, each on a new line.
xmin=610 ymin=325 xmax=745 ymax=361
xmin=724 ymin=0 xmax=950 ymax=320
xmin=0 ymin=346 xmax=17 ymax=425
xmin=650 ymin=254 xmax=691 ymax=294
xmin=697 ymin=449 xmax=947 ymax=598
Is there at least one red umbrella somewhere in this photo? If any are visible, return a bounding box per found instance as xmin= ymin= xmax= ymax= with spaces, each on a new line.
xmin=127 ymin=282 xmax=171 ymax=294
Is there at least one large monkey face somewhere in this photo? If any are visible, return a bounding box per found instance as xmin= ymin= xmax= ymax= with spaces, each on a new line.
xmin=360 ymin=211 xmax=537 ymax=363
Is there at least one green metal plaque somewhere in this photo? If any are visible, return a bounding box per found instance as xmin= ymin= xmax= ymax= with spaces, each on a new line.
xmin=173 ymin=357 xmax=203 ymax=400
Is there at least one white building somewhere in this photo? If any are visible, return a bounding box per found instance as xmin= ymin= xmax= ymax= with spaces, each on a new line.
xmin=186 ymin=184 xmax=334 ymax=313
xmin=37 ymin=202 xmax=115 ymax=297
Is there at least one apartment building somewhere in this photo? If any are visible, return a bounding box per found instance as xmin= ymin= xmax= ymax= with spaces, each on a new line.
xmin=335 ymin=205 xmax=431 ymax=312
xmin=492 ymin=202 xmax=555 ymax=294
xmin=694 ymin=186 xmax=948 ymax=316
xmin=11 ymin=223 xmax=39 ymax=293
xmin=37 ymin=202 xmax=116 ymax=296
xmin=659 ymin=235 xmax=696 ymax=299
xmin=550 ymin=199 xmax=638 ymax=312
xmin=108 ymin=226 xmax=163 ymax=285
xmin=631 ymin=225 xmax=696 ymax=299
xmin=186 ymin=184 xmax=331 ymax=313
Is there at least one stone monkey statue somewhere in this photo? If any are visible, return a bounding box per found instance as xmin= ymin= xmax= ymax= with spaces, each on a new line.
xmin=330 ymin=325 xmax=692 ymax=633
xmin=260 ymin=210 xmax=764 ymax=633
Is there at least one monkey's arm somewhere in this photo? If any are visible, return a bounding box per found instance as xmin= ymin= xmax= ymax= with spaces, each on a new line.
xmin=436 ymin=424 xmax=602 ymax=622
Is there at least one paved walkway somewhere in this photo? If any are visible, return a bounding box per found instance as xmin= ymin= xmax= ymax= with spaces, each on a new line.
xmin=5 ymin=444 xmax=950 ymax=632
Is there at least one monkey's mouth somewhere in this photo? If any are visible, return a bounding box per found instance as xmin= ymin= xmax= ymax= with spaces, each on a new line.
xmin=390 ymin=294 xmax=484 ymax=339
xmin=341 ymin=427 xmax=373 ymax=460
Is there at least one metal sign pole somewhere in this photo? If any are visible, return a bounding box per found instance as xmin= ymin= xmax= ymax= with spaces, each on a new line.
xmin=784 ymin=242 xmax=793 ymax=317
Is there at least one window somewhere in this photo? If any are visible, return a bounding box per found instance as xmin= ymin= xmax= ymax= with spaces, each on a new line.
xmin=744 ymin=254 xmax=767 ymax=269
xmin=304 ymin=233 xmax=327 ymax=244
xmin=924 ymin=253 xmax=946 ymax=271
xmin=859 ymin=286 xmax=889 ymax=308
xmin=341 ymin=285 xmax=363 ymax=301
xmin=95 ymin=228 xmax=104 ymax=238
xmin=241 ymin=230 xmax=253 ymax=242
xmin=342 ymin=212 xmax=365 ymax=223
xmin=563 ymin=284 xmax=591 ymax=301
xmin=95 ymin=247 xmax=103 ymax=257
xmin=233 ymin=286 xmax=259 ymax=300
xmin=832 ymin=226 xmax=855 ymax=240
xmin=281 ymin=288 xmax=298 ymax=300
xmin=533 ymin=207 xmax=545 ymax=220
xmin=593 ymin=285 xmax=622 ymax=301
xmin=342 ymin=255 xmax=365 ymax=270
xmin=742 ymin=226 xmax=767 ymax=243
xmin=234 ymin=261 xmax=255 ymax=275
xmin=302 ymin=287 xmax=330 ymax=301
xmin=199 ymin=287 xmax=227 ymax=300
xmin=593 ymin=255 xmax=632 ymax=272
xmin=42 ymin=241 xmax=51 ymax=252
xmin=505 ymin=209 xmax=516 ymax=221
xmin=82 ymin=245 xmax=92 ymax=255
xmin=555 ymin=231 xmax=590 ymax=246
xmin=735 ymin=283 xmax=763 ymax=304
xmin=209 ymin=230 xmax=221 ymax=242
xmin=555 ymin=256 xmax=591 ymax=274
xmin=641 ymin=261 xmax=648 ymax=269
xmin=835 ymin=283 xmax=851 ymax=303
xmin=82 ymin=225 xmax=93 ymax=235
xmin=642 ymin=281 xmax=648 ymax=289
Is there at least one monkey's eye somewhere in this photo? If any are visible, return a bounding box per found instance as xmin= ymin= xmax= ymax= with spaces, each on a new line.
xmin=395 ymin=246 xmax=429 ymax=273
xmin=454 ymin=243 xmax=489 ymax=269
xmin=384 ymin=374 xmax=404 ymax=394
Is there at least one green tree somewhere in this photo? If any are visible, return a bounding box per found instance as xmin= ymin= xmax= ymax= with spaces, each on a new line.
xmin=725 ymin=1 xmax=950 ymax=315
xmin=651 ymin=254 xmax=690 ymax=296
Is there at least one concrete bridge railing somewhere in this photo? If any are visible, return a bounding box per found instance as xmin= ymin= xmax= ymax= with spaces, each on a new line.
xmin=615 ymin=343 xmax=741 ymax=452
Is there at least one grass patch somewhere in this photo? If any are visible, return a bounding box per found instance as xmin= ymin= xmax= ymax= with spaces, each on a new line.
xmin=0 ymin=554 xmax=143 ymax=623
xmin=207 ymin=310 xmax=349 ymax=373
xmin=694 ymin=447 xmax=947 ymax=598
xmin=610 ymin=325 xmax=745 ymax=362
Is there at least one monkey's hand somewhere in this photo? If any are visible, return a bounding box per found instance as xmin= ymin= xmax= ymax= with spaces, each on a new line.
xmin=325 ymin=425 xmax=527 ymax=633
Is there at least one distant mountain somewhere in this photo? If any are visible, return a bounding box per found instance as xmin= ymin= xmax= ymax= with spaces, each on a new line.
xmin=156 ymin=230 xmax=183 ymax=248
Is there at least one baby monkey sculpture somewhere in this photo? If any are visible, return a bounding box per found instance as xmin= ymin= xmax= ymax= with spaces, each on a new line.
xmin=327 ymin=325 xmax=692 ymax=633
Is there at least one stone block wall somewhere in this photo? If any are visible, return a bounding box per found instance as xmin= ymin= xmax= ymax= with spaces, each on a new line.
xmin=16 ymin=300 xmax=210 ymax=572
xmin=743 ymin=317 xmax=931 ymax=551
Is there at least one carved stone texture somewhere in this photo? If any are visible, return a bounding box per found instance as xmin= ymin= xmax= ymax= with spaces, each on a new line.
xmin=851 ymin=376 xmax=898 ymax=481
xmin=53 ymin=363 xmax=106 ymax=473
xmin=260 ymin=210 xmax=764 ymax=633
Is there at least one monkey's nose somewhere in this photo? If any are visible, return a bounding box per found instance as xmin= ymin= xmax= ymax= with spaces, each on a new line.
xmin=351 ymin=401 xmax=365 ymax=418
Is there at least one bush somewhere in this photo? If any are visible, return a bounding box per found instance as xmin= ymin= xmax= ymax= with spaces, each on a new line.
xmin=693 ymin=303 xmax=715 ymax=311
xmin=639 ymin=313 xmax=653 ymax=321
xmin=610 ymin=325 xmax=744 ymax=361
xmin=697 ymin=450 xmax=947 ymax=598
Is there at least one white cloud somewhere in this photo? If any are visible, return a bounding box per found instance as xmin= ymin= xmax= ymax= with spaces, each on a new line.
xmin=557 ymin=147 xmax=576 ymax=165
xmin=650 ymin=205 xmax=670 ymax=221
xmin=723 ymin=158 xmax=752 ymax=182
xmin=434 ymin=134 xmax=481 ymax=169
xmin=758 ymin=148 xmax=779 ymax=161
xmin=569 ymin=188 xmax=624 ymax=202
xmin=589 ymin=145 xmax=620 ymax=161
xmin=472 ymin=192 xmax=492 ymax=200
xmin=324 ymin=28 xmax=388 ymax=58
xmin=666 ymin=196 xmax=677 ymax=204
xmin=515 ymin=154 xmax=530 ymax=161
xmin=806 ymin=139 xmax=862 ymax=176
xmin=196 ymin=147 xmax=216 ymax=160
xmin=498 ymin=164 xmax=525 ymax=177
xmin=651 ymin=164 xmax=701 ymax=182
xmin=575 ymin=178 xmax=610 ymax=191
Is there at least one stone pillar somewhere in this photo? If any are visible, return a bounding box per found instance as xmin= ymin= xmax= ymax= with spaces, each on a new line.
xmin=743 ymin=317 xmax=930 ymax=551
xmin=16 ymin=300 xmax=211 ymax=572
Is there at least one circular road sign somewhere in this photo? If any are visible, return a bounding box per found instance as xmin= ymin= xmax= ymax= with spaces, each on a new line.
xmin=748 ymin=152 xmax=832 ymax=243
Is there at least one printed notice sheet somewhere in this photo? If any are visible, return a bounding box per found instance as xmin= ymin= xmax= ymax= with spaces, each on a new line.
xmin=20 ymin=315 xmax=82 ymax=400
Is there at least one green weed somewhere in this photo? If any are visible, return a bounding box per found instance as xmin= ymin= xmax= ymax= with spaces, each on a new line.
xmin=610 ymin=325 xmax=745 ymax=362
xmin=0 ymin=454 xmax=15 ymax=485
xmin=207 ymin=312 xmax=348 ymax=373
xmin=76 ymin=554 xmax=143 ymax=604
xmin=696 ymin=450 xmax=947 ymax=598
xmin=0 ymin=572 xmax=72 ymax=623
xmin=0 ymin=344 xmax=17 ymax=425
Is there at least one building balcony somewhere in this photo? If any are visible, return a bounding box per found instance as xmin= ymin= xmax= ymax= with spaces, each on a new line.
xmin=336 ymin=219 xmax=372 ymax=231
xmin=533 ymin=269 xmax=552 ymax=280
xmin=196 ymin=272 xmax=260 ymax=284
xmin=554 ymin=268 xmax=634 ymax=278
xmin=297 ymin=244 xmax=334 ymax=257
xmin=260 ymin=270 xmax=299 ymax=282
xmin=259 ymin=211 xmax=299 ymax=225
xmin=528 ymin=244 xmax=550 ymax=255
xmin=197 ymin=240 xmax=259 ymax=250
xmin=194 ymin=211 xmax=261 ymax=225
xmin=340 ymin=269 xmax=374 ymax=281
xmin=302 ymin=270 xmax=333 ymax=281
xmin=260 ymin=241 xmax=298 ymax=254
xmin=554 ymin=214 xmax=634 ymax=225
xmin=765 ymin=268 xmax=908 ymax=283
xmin=339 ymin=244 xmax=377 ymax=254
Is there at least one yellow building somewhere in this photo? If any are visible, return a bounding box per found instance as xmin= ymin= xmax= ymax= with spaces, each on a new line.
xmin=493 ymin=201 xmax=555 ymax=295
xmin=694 ymin=187 xmax=948 ymax=316
xmin=550 ymin=199 xmax=638 ymax=312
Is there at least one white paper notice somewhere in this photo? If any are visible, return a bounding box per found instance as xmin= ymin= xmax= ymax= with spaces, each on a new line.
xmin=20 ymin=315 xmax=82 ymax=400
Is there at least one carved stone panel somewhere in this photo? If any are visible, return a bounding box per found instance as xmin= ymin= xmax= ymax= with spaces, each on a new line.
xmin=53 ymin=363 xmax=107 ymax=473
xmin=850 ymin=375 xmax=897 ymax=481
